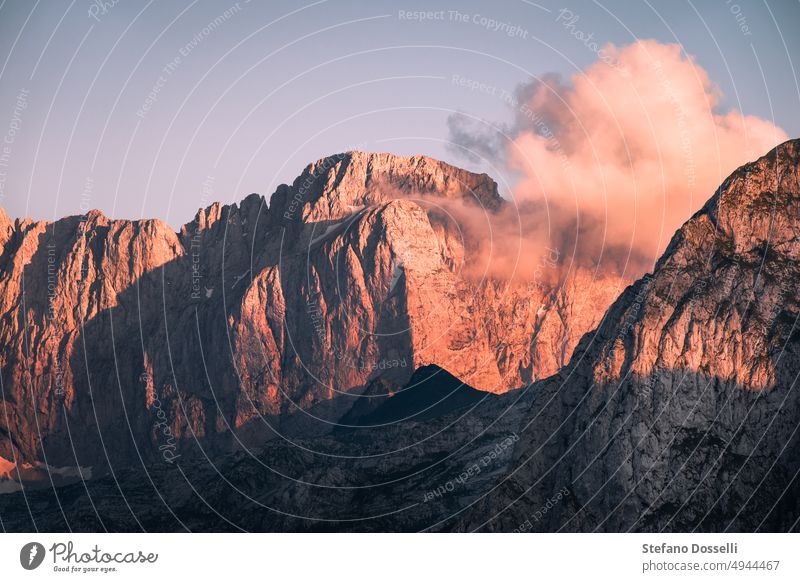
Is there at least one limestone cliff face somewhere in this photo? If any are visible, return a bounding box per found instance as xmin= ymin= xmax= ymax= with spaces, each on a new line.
xmin=0 ymin=210 xmax=184 ymax=470
xmin=468 ymin=139 xmax=800 ymax=532
xmin=0 ymin=151 xmax=618 ymax=470
xmin=585 ymin=139 xmax=800 ymax=391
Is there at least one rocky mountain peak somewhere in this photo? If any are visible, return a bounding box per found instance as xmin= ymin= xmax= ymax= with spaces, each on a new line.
xmin=578 ymin=140 xmax=800 ymax=391
xmin=658 ymin=138 xmax=800 ymax=271
xmin=0 ymin=206 xmax=12 ymax=250
xmin=461 ymin=138 xmax=800 ymax=533
xmin=269 ymin=151 xmax=503 ymax=225
xmin=0 ymin=151 xmax=619 ymax=473
xmin=714 ymin=138 xmax=800 ymax=259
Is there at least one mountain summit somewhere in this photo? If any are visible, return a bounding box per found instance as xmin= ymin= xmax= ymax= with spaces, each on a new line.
xmin=0 ymin=151 xmax=619 ymax=475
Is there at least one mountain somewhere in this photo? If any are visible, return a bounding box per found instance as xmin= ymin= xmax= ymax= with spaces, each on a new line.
xmin=343 ymin=364 xmax=501 ymax=426
xmin=0 ymin=151 xmax=620 ymax=482
xmin=462 ymin=138 xmax=800 ymax=532
xmin=1 ymin=140 xmax=798 ymax=532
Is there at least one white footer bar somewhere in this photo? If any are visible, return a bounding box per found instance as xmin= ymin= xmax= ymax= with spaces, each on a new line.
xmin=1 ymin=533 xmax=797 ymax=581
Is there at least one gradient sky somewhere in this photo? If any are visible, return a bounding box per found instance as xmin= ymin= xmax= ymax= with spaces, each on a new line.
xmin=0 ymin=0 xmax=798 ymax=227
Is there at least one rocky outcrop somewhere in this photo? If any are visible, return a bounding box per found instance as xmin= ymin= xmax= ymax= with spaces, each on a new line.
xmin=0 ymin=152 xmax=619 ymax=475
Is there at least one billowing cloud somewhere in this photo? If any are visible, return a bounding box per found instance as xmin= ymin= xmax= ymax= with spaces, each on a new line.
xmin=449 ymin=40 xmax=788 ymax=279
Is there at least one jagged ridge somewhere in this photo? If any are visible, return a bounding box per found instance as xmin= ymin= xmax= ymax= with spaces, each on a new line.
xmin=0 ymin=151 xmax=618 ymax=476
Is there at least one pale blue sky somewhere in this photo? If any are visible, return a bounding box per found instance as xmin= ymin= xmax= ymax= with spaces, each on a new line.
xmin=0 ymin=0 xmax=797 ymax=227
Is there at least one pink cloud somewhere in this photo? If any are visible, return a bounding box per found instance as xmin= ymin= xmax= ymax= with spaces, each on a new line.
xmin=505 ymin=40 xmax=788 ymax=278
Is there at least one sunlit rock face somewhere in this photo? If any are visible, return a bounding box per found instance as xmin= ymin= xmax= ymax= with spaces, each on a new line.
xmin=466 ymin=139 xmax=800 ymax=533
xmin=0 ymin=151 xmax=620 ymax=472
